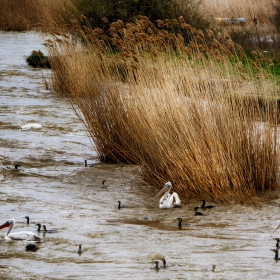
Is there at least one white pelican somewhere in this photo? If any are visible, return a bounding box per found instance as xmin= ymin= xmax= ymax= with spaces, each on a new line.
xmin=153 ymin=181 xmax=182 ymax=209
xmin=0 ymin=219 xmax=41 ymax=242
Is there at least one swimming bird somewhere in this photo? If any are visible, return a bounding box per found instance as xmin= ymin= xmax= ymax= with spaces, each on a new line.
xmin=212 ymin=265 xmax=216 ymax=272
xmin=15 ymin=164 xmax=21 ymax=170
xmin=118 ymin=201 xmax=125 ymax=209
xmin=26 ymin=243 xmax=37 ymax=251
xmin=194 ymin=206 xmax=203 ymax=216
xmin=177 ymin=217 xmax=188 ymax=229
xmin=4 ymin=164 xmax=21 ymax=170
xmin=23 ymin=216 xmax=35 ymax=225
xmin=0 ymin=219 xmax=41 ymax=241
xmin=101 ymin=180 xmax=107 ymax=188
xmin=274 ymin=238 xmax=280 ymax=249
xmin=78 ymin=244 xmax=82 ymax=254
xmin=153 ymin=260 xmax=160 ymax=270
xmin=42 ymin=225 xmax=56 ymax=233
xmin=201 ymin=200 xmax=214 ymax=209
xmin=36 ymin=223 xmax=43 ymax=232
xmin=153 ymin=181 xmax=182 ymax=209
xmin=271 ymin=249 xmax=280 ymax=260
xmin=84 ymin=160 xmax=94 ymax=167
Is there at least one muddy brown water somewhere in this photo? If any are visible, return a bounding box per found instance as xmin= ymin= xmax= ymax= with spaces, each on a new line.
xmin=1 ymin=31 xmax=280 ymax=280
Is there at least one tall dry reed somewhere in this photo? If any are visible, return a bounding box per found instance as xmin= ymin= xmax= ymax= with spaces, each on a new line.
xmin=47 ymin=17 xmax=280 ymax=205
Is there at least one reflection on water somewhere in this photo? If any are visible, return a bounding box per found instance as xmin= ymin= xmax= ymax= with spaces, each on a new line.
xmin=0 ymin=31 xmax=280 ymax=279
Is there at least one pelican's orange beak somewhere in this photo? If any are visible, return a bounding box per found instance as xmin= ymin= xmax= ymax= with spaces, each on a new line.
xmin=153 ymin=185 xmax=169 ymax=200
xmin=273 ymin=223 xmax=280 ymax=233
xmin=0 ymin=222 xmax=10 ymax=230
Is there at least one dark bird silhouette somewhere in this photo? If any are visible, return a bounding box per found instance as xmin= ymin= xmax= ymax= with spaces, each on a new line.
xmin=23 ymin=216 xmax=36 ymax=225
xmin=177 ymin=217 xmax=188 ymax=229
xmin=201 ymin=200 xmax=214 ymax=209
xmin=101 ymin=180 xmax=107 ymax=188
xmin=15 ymin=164 xmax=21 ymax=170
xmin=78 ymin=244 xmax=82 ymax=254
xmin=42 ymin=225 xmax=56 ymax=233
xmin=153 ymin=258 xmax=166 ymax=269
xmin=84 ymin=160 xmax=94 ymax=167
xmin=26 ymin=243 xmax=37 ymax=251
xmin=194 ymin=206 xmax=203 ymax=216
xmin=118 ymin=201 xmax=125 ymax=209
xmin=36 ymin=223 xmax=43 ymax=232
xmin=212 ymin=265 xmax=216 ymax=272
xmin=271 ymin=249 xmax=280 ymax=260
xmin=153 ymin=260 xmax=160 ymax=270
xmin=274 ymin=238 xmax=280 ymax=249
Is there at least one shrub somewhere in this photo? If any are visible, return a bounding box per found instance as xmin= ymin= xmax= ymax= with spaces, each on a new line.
xmin=26 ymin=50 xmax=51 ymax=68
xmin=73 ymin=0 xmax=209 ymax=31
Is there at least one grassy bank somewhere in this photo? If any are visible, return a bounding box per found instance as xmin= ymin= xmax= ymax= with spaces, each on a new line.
xmin=46 ymin=18 xmax=280 ymax=205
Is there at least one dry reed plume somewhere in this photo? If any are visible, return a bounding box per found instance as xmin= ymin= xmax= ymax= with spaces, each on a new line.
xmin=47 ymin=17 xmax=280 ymax=205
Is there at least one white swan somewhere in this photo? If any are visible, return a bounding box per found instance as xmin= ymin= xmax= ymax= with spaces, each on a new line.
xmin=0 ymin=218 xmax=41 ymax=242
xmin=153 ymin=181 xmax=182 ymax=209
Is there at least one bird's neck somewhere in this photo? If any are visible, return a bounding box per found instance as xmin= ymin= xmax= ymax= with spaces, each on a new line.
xmin=6 ymin=223 xmax=13 ymax=237
xmin=201 ymin=200 xmax=205 ymax=208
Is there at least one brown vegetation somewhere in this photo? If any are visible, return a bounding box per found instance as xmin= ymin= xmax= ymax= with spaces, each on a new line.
xmin=47 ymin=17 xmax=280 ymax=205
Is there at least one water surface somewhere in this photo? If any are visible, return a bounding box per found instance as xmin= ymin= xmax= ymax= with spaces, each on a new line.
xmin=0 ymin=31 xmax=280 ymax=280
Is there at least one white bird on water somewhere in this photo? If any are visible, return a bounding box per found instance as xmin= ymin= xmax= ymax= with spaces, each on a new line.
xmin=153 ymin=181 xmax=182 ymax=209
xmin=0 ymin=218 xmax=41 ymax=242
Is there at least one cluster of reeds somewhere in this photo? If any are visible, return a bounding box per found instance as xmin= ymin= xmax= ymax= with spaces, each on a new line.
xmin=46 ymin=16 xmax=280 ymax=205
xmin=0 ymin=0 xmax=75 ymax=31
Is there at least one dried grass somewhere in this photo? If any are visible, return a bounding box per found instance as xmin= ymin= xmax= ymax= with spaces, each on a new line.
xmin=46 ymin=17 xmax=280 ymax=205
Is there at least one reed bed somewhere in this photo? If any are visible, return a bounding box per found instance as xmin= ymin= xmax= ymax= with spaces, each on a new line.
xmin=201 ymin=0 xmax=278 ymax=49
xmin=201 ymin=0 xmax=276 ymax=25
xmin=0 ymin=0 xmax=75 ymax=31
xmin=47 ymin=17 xmax=280 ymax=205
